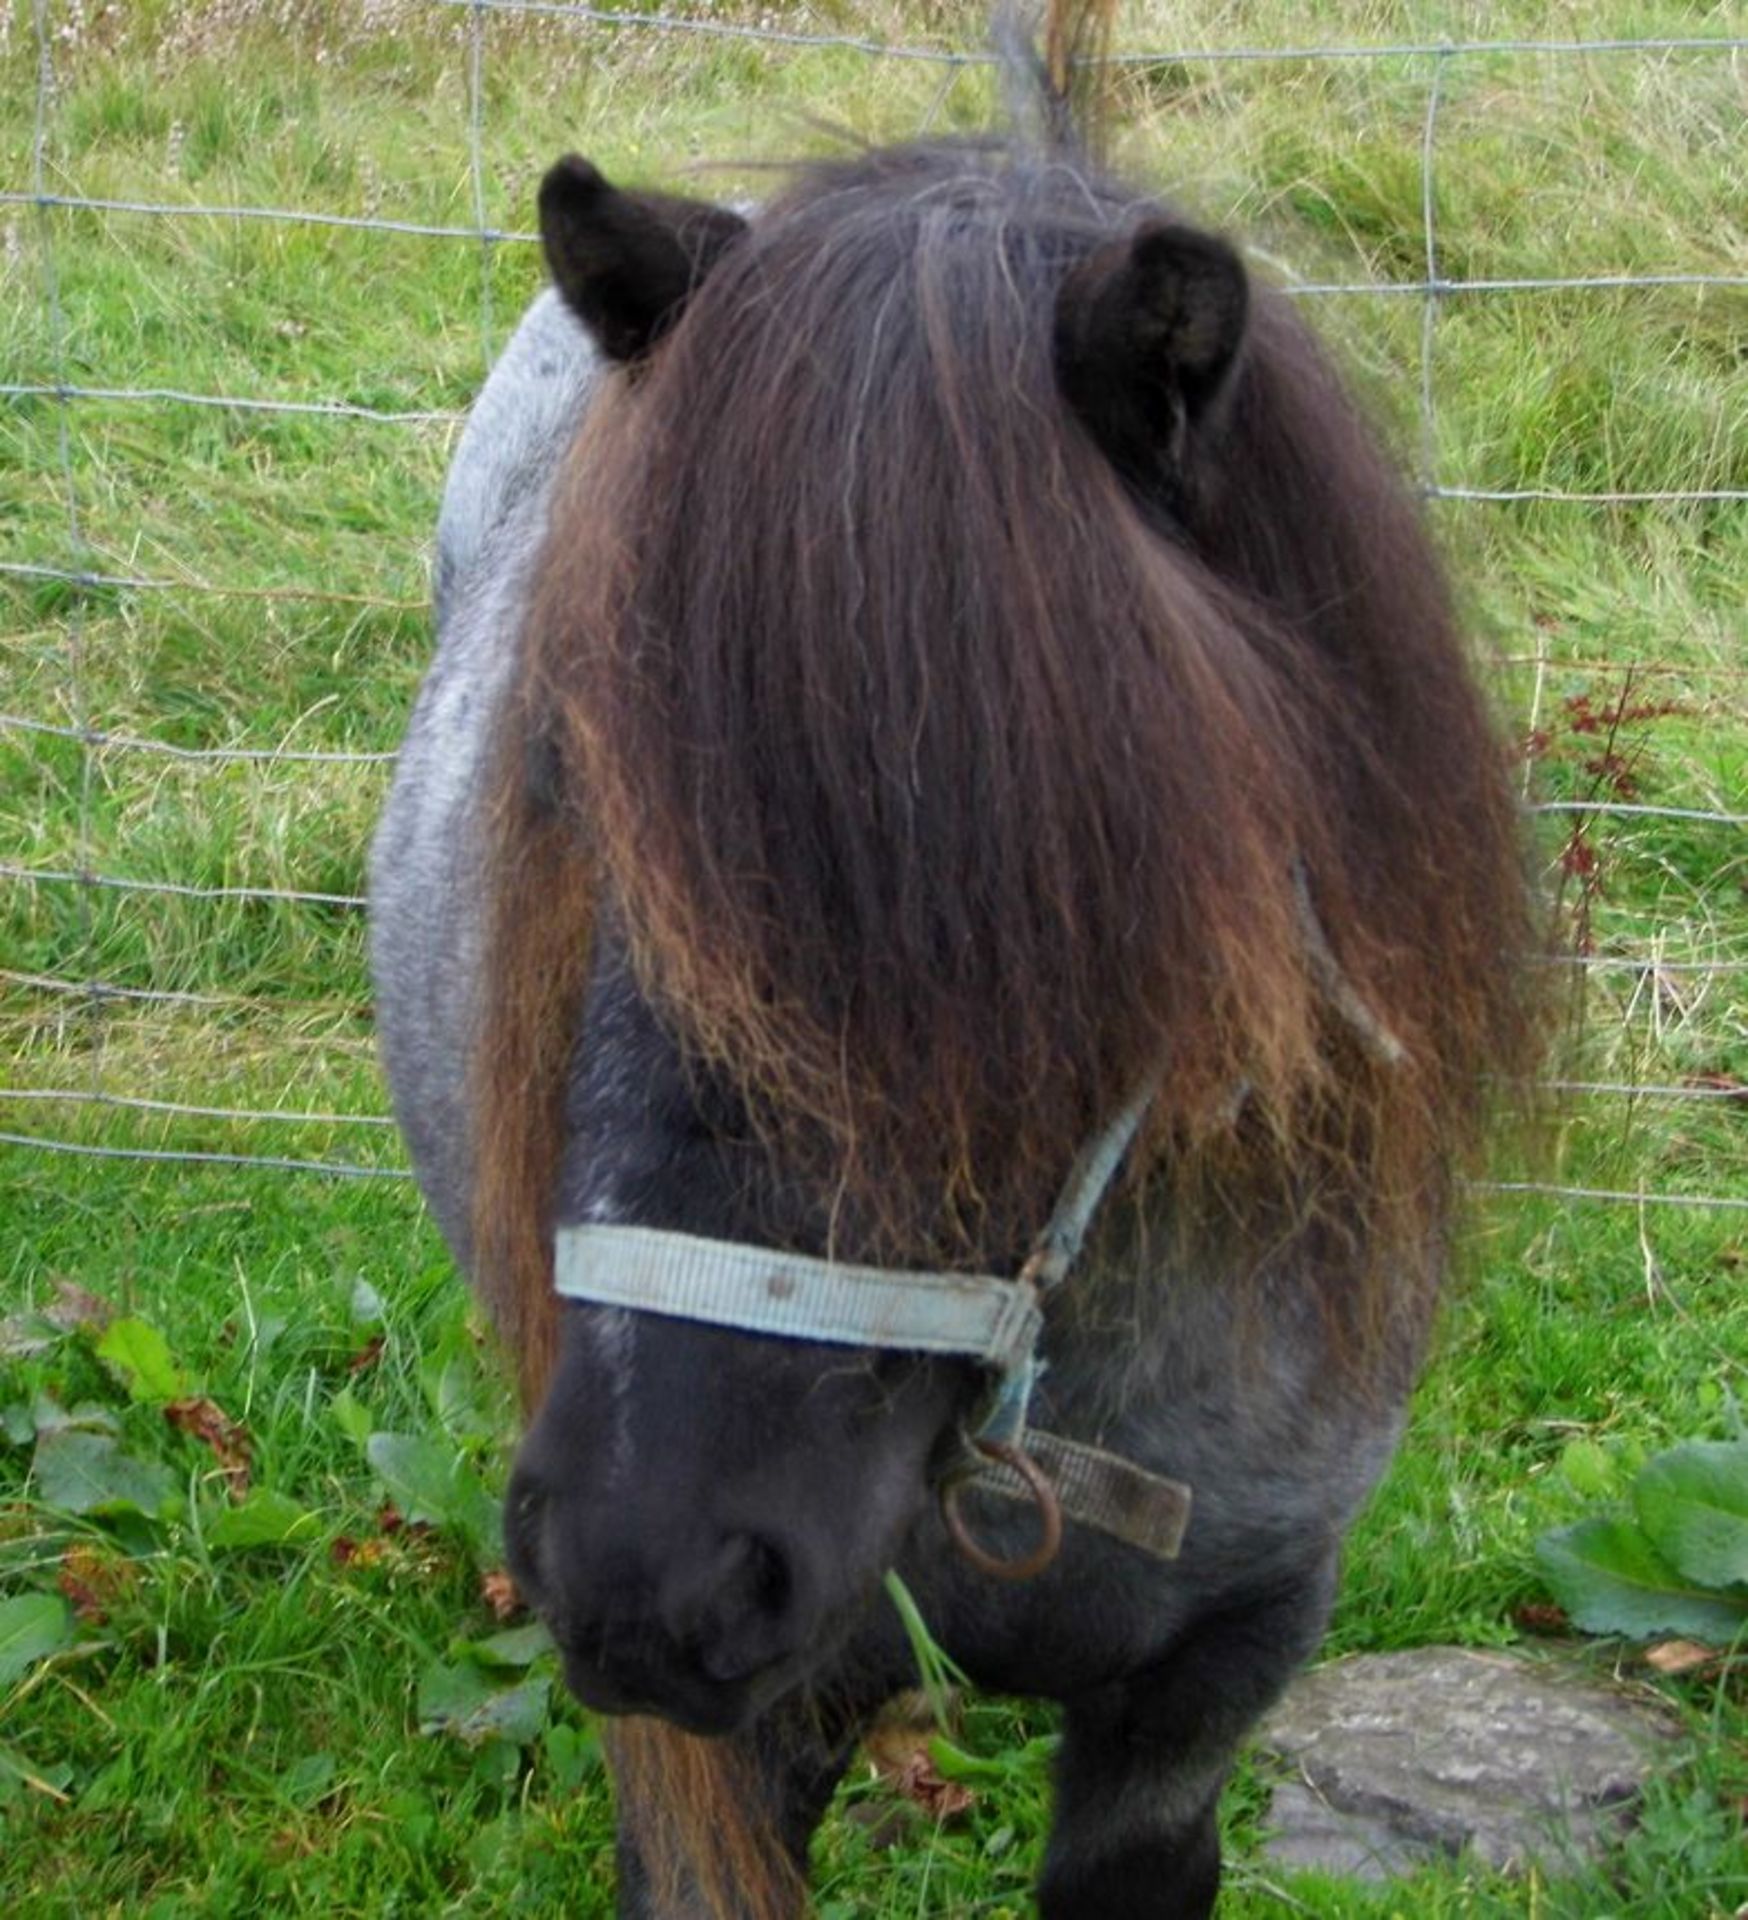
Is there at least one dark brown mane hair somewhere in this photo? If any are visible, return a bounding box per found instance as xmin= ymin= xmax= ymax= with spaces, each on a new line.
xmin=473 ymin=139 xmax=1536 ymax=1385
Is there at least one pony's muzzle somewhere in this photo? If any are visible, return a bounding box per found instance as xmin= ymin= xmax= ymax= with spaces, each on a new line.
xmin=505 ymin=1458 xmax=822 ymax=1727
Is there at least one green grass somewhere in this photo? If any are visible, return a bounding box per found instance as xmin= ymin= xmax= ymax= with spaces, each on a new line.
xmin=3 ymin=0 xmax=1746 ymax=1913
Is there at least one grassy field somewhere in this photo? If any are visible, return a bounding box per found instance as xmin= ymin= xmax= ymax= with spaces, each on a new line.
xmin=2 ymin=0 xmax=1745 ymax=1913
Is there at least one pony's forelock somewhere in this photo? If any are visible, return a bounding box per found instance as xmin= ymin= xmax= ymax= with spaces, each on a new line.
xmin=495 ymin=146 xmax=1529 ymax=1280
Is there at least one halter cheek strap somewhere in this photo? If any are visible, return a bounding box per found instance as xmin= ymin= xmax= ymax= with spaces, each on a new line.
xmin=551 ymin=1064 xmax=1193 ymax=1571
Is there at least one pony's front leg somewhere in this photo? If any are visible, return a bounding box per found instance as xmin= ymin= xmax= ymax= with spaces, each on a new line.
xmin=607 ymin=1692 xmax=866 ymax=1920
xmin=1038 ymin=1558 xmax=1339 ymax=1920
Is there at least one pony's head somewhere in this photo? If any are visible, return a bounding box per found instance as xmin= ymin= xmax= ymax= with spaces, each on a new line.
xmin=500 ymin=924 xmax=982 ymax=1735
xmin=476 ymin=139 xmax=1534 ymax=1734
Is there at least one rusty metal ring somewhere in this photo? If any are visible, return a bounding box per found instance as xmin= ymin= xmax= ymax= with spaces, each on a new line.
xmin=940 ymin=1439 xmax=1063 ymax=1582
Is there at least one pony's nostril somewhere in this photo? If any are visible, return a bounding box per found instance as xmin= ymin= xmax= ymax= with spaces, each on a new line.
xmin=660 ymin=1529 xmax=809 ymax=1684
xmin=712 ymin=1531 xmax=791 ymax=1625
xmin=744 ymin=1534 xmax=790 ymax=1617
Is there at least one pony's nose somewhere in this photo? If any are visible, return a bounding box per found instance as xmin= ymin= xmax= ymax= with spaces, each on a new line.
xmin=504 ymin=1459 xmax=819 ymax=1695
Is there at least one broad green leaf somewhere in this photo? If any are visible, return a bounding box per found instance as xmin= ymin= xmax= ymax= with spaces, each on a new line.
xmin=471 ymin=1738 xmax=522 ymax=1789
xmin=928 ymin=1731 xmax=1058 ymax=1784
xmin=1537 ymin=1516 xmax=1748 ymax=1641
xmin=449 ymin=1475 xmax=504 ymax=1563
xmin=365 ymin=1431 xmax=454 ymax=1523
xmin=1 ymin=1403 xmax=35 ymax=1447
xmin=417 ymin=1658 xmax=549 ymax=1747
xmin=249 ymin=1312 xmax=290 ymax=1358
xmin=453 ymin=1621 xmax=554 ymax=1670
xmin=1633 ymin=1441 xmax=1748 ymax=1591
xmin=32 ymin=1395 xmax=117 ymax=1437
xmin=105 ymin=1512 xmax=164 ymax=1561
xmin=541 ymin=1719 xmax=602 ymax=1790
xmin=383 ymin=1786 xmax=436 ymax=1847
xmin=928 ymin=1736 xmax=1011 ymax=1784
xmin=350 ymin=1278 xmax=387 ymax=1325
xmin=95 ymin=1317 xmax=190 ymax=1404
xmin=0 ymin=1594 xmax=74 ymax=1686
xmin=329 ymin=1385 xmax=373 ymax=1449
xmin=1558 ymin=1438 xmax=1620 ymax=1501
xmin=365 ymin=1431 xmax=502 ymax=1560
xmin=422 ymin=1346 xmax=495 ymax=1446
xmin=280 ymin=1751 xmax=337 ymax=1808
xmin=417 ymin=1655 xmax=491 ymax=1729
xmin=32 ymin=1428 xmax=179 ymax=1520
xmin=205 ymin=1490 xmax=320 ymax=1551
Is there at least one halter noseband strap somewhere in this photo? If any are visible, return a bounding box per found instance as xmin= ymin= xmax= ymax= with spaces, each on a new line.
xmin=553 ymin=1228 xmax=1043 ymax=1382
xmin=551 ymin=1063 xmax=1193 ymax=1574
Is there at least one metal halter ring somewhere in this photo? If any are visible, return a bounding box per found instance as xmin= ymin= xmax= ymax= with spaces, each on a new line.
xmin=940 ymin=1439 xmax=1064 ymax=1582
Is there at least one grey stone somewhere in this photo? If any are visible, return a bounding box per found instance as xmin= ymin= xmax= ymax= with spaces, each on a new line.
xmin=1253 ymin=1646 xmax=1685 ymax=1880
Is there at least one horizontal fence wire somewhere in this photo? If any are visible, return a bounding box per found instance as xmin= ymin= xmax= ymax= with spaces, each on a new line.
xmin=0 ymin=188 xmax=524 ymax=244
xmin=1 ymin=968 xmax=367 ymax=1012
xmin=3 ymin=6 xmax=1744 ymax=1206
xmin=1547 ymin=957 xmax=1748 ymax=977
xmin=0 ymin=559 xmax=422 ymax=607
xmin=0 ymin=380 xmax=462 ymax=426
xmin=6 ymin=212 xmax=1744 ymax=296
xmin=0 ymin=712 xmax=399 ymax=766
xmin=1479 ymin=1183 xmax=1748 ymax=1214
xmin=1533 ymin=801 xmax=1748 ymax=827
xmin=0 ymin=1132 xmax=410 ymax=1179
xmin=1430 ymin=485 xmax=1748 ymax=505
xmin=0 ymin=862 xmax=367 ymax=910
xmin=1493 ymin=656 xmax=1748 ymax=680
xmin=1 ymin=1087 xmax=398 ymax=1129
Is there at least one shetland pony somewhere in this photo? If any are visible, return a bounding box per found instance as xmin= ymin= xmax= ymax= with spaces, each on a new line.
xmin=371 ymin=61 xmax=1533 ymax=1920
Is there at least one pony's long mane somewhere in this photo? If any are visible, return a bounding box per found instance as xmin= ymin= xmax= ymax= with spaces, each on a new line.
xmin=475 ymin=141 xmax=1535 ymax=1360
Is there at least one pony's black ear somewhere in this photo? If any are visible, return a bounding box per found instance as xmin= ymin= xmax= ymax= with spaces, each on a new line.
xmin=1054 ymin=220 xmax=1249 ymax=484
xmin=538 ymin=155 xmax=748 ymax=363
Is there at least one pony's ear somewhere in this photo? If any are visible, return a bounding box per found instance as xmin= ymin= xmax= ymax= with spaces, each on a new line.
xmin=538 ymin=155 xmax=748 ymax=363
xmin=1054 ymin=220 xmax=1249 ymax=483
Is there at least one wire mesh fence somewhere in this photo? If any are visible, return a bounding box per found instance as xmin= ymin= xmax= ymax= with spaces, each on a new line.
xmin=3 ymin=3 xmax=1744 ymax=1212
